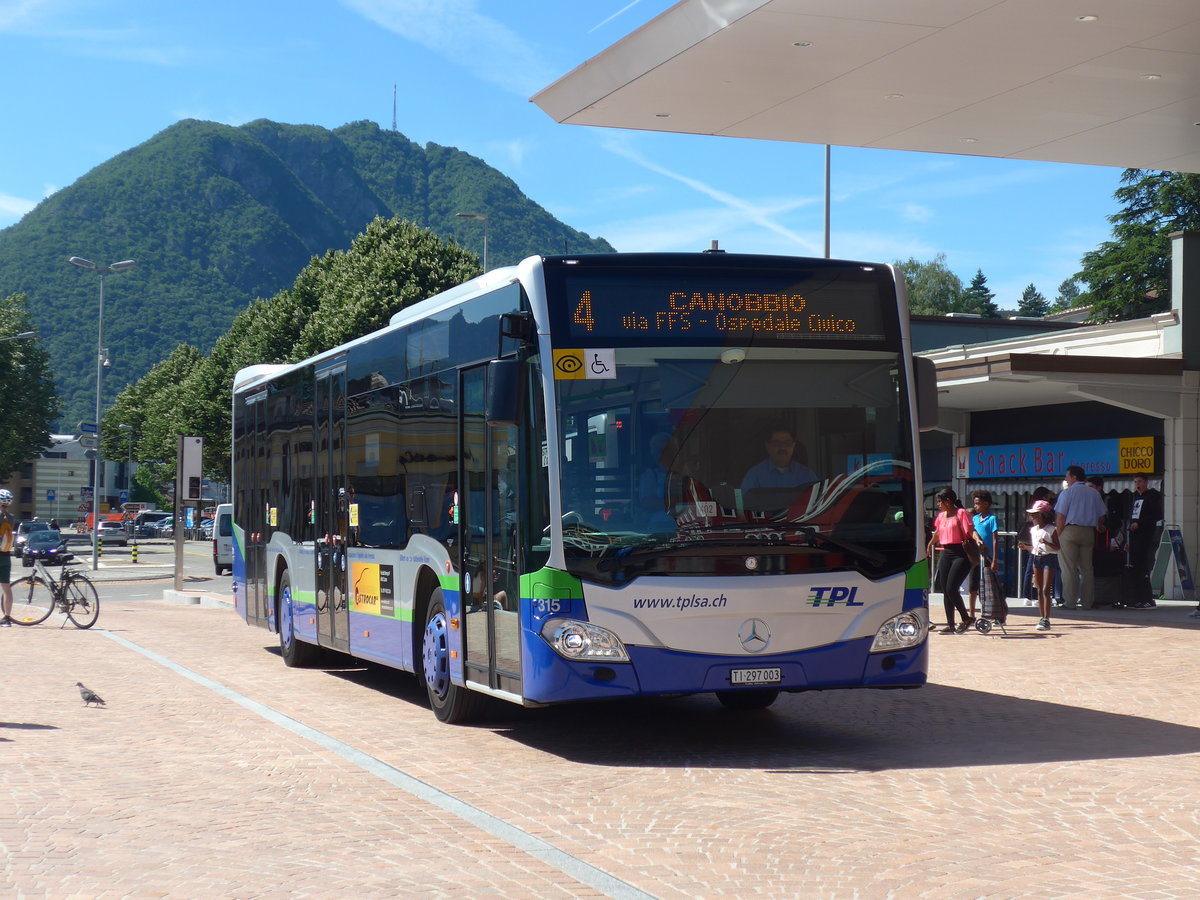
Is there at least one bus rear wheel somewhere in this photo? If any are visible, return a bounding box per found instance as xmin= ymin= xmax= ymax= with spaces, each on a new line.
xmin=716 ymin=689 xmax=780 ymax=710
xmin=279 ymin=569 xmax=320 ymax=668
xmin=421 ymin=588 xmax=484 ymax=724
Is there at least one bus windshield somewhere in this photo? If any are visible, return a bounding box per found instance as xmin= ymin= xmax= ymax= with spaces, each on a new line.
xmin=553 ymin=346 xmax=917 ymax=584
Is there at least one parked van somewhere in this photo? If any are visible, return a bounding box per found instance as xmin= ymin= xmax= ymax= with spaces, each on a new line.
xmin=132 ymin=510 xmax=171 ymax=537
xmin=213 ymin=503 xmax=233 ymax=575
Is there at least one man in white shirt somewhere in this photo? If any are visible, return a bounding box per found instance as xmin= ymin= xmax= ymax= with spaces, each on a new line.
xmin=1054 ymin=465 xmax=1108 ymax=609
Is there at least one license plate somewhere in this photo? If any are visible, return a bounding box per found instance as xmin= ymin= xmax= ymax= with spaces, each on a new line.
xmin=730 ymin=667 xmax=782 ymax=685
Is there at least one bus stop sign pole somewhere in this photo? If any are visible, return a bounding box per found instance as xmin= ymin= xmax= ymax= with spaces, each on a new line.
xmin=176 ymin=436 xmax=203 ymax=592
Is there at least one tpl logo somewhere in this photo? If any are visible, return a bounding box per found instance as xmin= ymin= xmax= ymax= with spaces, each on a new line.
xmin=807 ymin=586 xmax=863 ymax=607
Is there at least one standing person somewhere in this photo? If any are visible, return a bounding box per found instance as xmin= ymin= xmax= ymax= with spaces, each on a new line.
xmin=1026 ymin=500 xmax=1060 ymax=631
xmin=0 ymin=489 xmax=14 ymax=627
xmin=927 ymin=487 xmax=979 ymax=634
xmin=967 ymin=489 xmax=998 ymax=621
xmin=1125 ymin=475 xmax=1163 ymax=608
xmin=1054 ymin=465 xmax=1108 ymax=610
xmin=1018 ymin=486 xmax=1054 ymax=606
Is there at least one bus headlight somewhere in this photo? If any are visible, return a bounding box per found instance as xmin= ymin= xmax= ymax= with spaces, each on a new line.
xmin=541 ymin=618 xmax=630 ymax=662
xmin=870 ymin=609 xmax=928 ymax=652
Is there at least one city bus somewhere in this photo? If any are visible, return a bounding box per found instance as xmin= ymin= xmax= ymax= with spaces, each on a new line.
xmin=232 ymin=252 xmax=937 ymax=723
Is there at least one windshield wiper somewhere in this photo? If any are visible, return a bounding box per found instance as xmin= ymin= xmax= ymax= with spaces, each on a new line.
xmin=799 ymin=527 xmax=886 ymax=567
xmin=672 ymin=523 xmax=887 ymax=567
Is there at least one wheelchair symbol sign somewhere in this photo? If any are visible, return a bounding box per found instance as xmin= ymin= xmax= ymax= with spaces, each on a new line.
xmin=553 ymin=349 xmax=616 ymax=380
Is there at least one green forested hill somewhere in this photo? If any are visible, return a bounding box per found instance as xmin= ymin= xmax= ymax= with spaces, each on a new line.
xmin=0 ymin=119 xmax=613 ymax=426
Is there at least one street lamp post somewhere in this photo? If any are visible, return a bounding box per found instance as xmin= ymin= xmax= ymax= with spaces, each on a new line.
xmin=69 ymin=256 xmax=136 ymax=569
xmin=455 ymin=212 xmax=489 ymax=272
xmin=0 ymin=331 xmax=36 ymax=343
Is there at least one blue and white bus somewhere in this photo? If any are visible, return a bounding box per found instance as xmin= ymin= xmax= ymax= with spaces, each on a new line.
xmin=232 ymin=252 xmax=936 ymax=722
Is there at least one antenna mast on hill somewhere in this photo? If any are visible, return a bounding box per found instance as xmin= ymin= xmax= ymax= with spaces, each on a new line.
xmin=392 ymin=84 xmax=397 ymax=131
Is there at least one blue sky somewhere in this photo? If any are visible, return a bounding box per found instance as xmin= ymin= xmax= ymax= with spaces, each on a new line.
xmin=0 ymin=0 xmax=1126 ymax=308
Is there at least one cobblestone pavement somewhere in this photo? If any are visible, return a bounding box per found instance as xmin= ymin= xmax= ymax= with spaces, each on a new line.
xmin=3 ymin=590 xmax=1199 ymax=899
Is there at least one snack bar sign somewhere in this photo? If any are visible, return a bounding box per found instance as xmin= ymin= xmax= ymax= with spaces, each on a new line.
xmin=957 ymin=436 xmax=1155 ymax=480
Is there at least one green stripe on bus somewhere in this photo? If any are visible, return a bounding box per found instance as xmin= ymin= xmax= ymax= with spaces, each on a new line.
xmin=521 ymin=567 xmax=583 ymax=601
xmin=906 ymin=560 xmax=930 ymax=590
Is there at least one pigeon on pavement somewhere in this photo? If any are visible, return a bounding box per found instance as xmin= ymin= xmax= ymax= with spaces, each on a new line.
xmin=76 ymin=682 xmax=106 ymax=707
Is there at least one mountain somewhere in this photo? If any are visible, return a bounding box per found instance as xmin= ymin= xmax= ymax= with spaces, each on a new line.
xmin=0 ymin=119 xmax=614 ymax=426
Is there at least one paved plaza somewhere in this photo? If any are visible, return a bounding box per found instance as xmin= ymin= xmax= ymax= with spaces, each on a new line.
xmin=3 ymin=575 xmax=1199 ymax=898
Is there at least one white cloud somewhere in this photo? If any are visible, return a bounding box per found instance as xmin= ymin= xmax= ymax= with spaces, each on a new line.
xmin=0 ymin=191 xmax=37 ymax=219
xmin=341 ymin=0 xmax=558 ymax=97
xmin=601 ymin=137 xmax=819 ymax=251
xmin=485 ymin=137 xmax=536 ymax=168
xmin=589 ymin=1 xmax=647 ymax=34
xmin=0 ymin=0 xmax=53 ymax=32
xmin=900 ymin=203 xmax=933 ymax=223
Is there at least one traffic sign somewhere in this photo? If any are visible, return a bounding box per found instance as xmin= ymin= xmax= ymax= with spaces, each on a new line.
xmin=46 ymin=489 xmax=55 ymax=502
xmin=79 ymin=434 xmax=99 ymax=449
xmin=81 ymin=486 xmax=94 ymax=500
xmin=78 ymin=421 xmax=99 ymax=434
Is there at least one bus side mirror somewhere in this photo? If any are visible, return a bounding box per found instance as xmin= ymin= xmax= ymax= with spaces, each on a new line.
xmin=914 ymin=356 xmax=938 ymax=432
xmin=486 ymin=358 xmax=522 ymax=427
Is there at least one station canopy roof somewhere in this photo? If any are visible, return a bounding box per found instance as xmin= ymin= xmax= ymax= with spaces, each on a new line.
xmin=533 ymin=0 xmax=1200 ymax=173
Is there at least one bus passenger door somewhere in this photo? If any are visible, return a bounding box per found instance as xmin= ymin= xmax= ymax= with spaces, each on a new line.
xmin=241 ymin=392 xmax=270 ymax=626
xmin=459 ymin=365 xmax=523 ymax=697
xmin=315 ymin=365 xmax=350 ymax=653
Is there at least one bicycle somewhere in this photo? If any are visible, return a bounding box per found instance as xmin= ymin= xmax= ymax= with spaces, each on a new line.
xmin=10 ymin=557 xmax=100 ymax=629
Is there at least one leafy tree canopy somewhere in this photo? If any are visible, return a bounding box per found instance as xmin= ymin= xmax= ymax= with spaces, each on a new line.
xmin=1077 ymin=169 xmax=1200 ymax=322
xmin=894 ymin=254 xmax=965 ymax=315
xmin=0 ymin=294 xmax=61 ymax=481
xmin=110 ymin=217 xmax=480 ymax=481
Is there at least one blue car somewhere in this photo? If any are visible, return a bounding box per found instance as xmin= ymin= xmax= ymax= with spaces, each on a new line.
xmin=21 ymin=530 xmax=74 ymax=566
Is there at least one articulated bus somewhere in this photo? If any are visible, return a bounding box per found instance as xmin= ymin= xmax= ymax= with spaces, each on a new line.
xmin=232 ymin=252 xmax=937 ymax=723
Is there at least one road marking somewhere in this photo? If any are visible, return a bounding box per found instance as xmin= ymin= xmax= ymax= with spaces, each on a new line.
xmin=97 ymin=629 xmax=657 ymax=900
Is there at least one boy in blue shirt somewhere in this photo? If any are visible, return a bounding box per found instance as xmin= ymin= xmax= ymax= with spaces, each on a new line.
xmin=968 ymin=489 xmax=999 ymax=621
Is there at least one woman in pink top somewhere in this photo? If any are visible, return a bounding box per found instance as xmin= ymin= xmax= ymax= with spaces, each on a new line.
xmin=926 ymin=487 xmax=980 ymax=633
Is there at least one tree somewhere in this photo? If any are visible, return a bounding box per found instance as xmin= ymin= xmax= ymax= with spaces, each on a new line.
xmin=961 ymin=269 xmax=1001 ymax=317
xmin=1017 ymin=283 xmax=1049 ymax=317
xmin=102 ymin=343 xmax=204 ymax=507
xmin=1077 ymin=169 xmax=1200 ymax=321
xmin=894 ymin=254 xmax=965 ymax=315
xmin=0 ymin=294 xmax=62 ymax=481
xmin=1053 ymin=278 xmax=1081 ymax=311
xmin=108 ymin=217 xmax=481 ymax=482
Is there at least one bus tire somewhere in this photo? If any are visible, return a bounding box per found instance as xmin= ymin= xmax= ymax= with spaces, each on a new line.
xmin=279 ymin=569 xmax=320 ymax=668
xmin=421 ymin=588 xmax=484 ymax=724
xmin=715 ymin=689 xmax=780 ymax=710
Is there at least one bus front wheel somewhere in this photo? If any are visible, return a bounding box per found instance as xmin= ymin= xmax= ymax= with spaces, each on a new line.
xmin=279 ymin=569 xmax=320 ymax=668
xmin=715 ymin=689 xmax=780 ymax=711
xmin=421 ymin=589 xmax=484 ymax=724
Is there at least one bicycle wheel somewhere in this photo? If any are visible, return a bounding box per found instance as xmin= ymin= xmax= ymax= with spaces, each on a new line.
xmin=63 ymin=573 xmax=100 ymax=629
xmin=10 ymin=575 xmax=55 ymax=625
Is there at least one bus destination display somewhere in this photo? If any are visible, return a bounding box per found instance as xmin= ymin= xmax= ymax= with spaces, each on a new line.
xmin=561 ymin=271 xmax=890 ymax=342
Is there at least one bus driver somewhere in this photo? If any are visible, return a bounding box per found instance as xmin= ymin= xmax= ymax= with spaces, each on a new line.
xmin=741 ymin=424 xmax=818 ymax=492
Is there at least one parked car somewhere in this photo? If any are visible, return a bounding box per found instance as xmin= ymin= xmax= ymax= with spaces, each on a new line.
xmin=15 ymin=520 xmax=50 ymax=549
xmin=21 ymin=530 xmax=74 ymax=566
xmin=95 ymin=520 xmax=128 ymax=546
xmin=151 ymin=517 xmax=174 ymax=538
